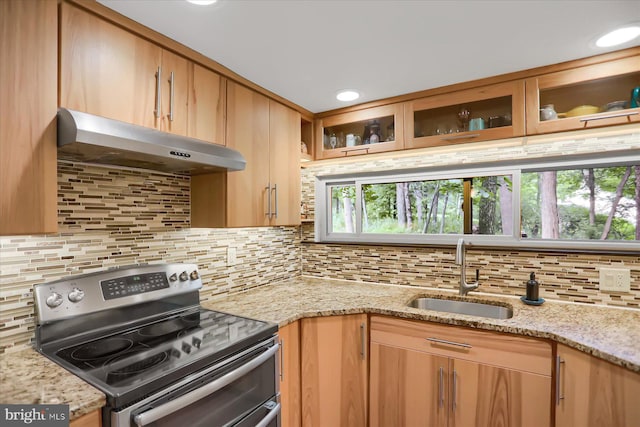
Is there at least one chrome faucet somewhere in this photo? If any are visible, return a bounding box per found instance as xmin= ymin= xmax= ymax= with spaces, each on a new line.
xmin=455 ymin=238 xmax=480 ymax=296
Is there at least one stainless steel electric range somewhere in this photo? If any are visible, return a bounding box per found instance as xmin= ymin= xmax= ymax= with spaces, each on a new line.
xmin=33 ymin=264 xmax=280 ymax=427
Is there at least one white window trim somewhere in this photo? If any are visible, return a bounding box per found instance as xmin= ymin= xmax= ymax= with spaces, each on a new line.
xmin=314 ymin=150 xmax=640 ymax=252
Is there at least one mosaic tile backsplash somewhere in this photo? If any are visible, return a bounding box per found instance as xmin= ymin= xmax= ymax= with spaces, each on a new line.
xmin=2 ymin=126 xmax=640 ymax=353
xmin=0 ymin=162 xmax=300 ymax=354
xmin=300 ymin=126 xmax=640 ymax=309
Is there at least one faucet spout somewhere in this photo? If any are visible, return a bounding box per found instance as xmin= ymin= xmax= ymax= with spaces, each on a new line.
xmin=456 ymin=238 xmax=480 ymax=296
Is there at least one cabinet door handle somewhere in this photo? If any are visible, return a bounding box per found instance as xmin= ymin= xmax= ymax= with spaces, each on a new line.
xmin=440 ymin=133 xmax=481 ymax=141
xmin=579 ymin=111 xmax=638 ymax=122
xmin=426 ymin=337 xmax=472 ymax=349
xmin=359 ymin=322 xmax=366 ymax=360
xmin=272 ymin=184 xmax=278 ymax=219
xmin=555 ymin=355 xmax=565 ymax=405
xmin=154 ymin=66 xmax=162 ymax=119
xmin=265 ymin=184 xmax=271 ymax=218
xmin=438 ymin=367 xmax=444 ymax=408
xmin=168 ymin=71 xmax=175 ymax=122
xmin=452 ymin=369 xmax=458 ymax=412
xmin=341 ymin=147 xmax=370 ymax=155
xmin=279 ymin=338 xmax=284 ymax=382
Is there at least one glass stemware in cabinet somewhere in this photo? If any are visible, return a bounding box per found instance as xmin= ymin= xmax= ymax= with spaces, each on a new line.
xmin=457 ymin=107 xmax=471 ymax=131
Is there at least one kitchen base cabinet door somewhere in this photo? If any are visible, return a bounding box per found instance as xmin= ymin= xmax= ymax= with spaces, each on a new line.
xmin=301 ymin=315 xmax=368 ymax=427
xmin=556 ymin=344 xmax=640 ymax=427
xmin=279 ymin=322 xmax=301 ymax=427
xmin=451 ymin=359 xmax=551 ymax=427
xmin=70 ymin=409 xmax=101 ymax=427
xmin=369 ymin=343 xmax=448 ymax=427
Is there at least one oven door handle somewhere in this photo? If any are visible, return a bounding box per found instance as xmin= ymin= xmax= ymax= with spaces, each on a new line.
xmin=255 ymin=402 xmax=281 ymax=427
xmin=132 ymin=343 xmax=279 ymax=427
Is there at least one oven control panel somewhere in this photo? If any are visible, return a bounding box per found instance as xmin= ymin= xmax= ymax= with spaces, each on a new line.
xmin=34 ymin=263 xmax=202 ymax=323
xmin=101 ymin=272 xmax=170 ymax=300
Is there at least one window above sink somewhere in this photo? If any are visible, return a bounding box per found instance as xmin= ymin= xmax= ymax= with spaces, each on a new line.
xmin=315 ymin=149 xmax=640 ymax=252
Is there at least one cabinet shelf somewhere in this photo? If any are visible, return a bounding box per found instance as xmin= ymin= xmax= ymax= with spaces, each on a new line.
xmin=405 ymin=80 xmax=525 ymax=150
xmin=526 ymin=55 xmax=640 ymax=134
xmin=315 ymin=104 xmax=404 ymax=159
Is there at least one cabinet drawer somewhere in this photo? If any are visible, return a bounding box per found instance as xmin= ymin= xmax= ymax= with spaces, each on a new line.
xmin=370 ymin=315 xmax=551 ymax=376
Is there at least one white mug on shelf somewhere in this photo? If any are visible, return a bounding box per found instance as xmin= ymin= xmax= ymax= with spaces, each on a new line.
xmin=346 ymin=134 xmax=356 ymax=147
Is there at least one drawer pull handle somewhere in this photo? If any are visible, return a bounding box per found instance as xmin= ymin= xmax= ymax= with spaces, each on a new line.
xmin=579 ymin=111 xmax=638 ymax=123
xmin=440 ymin=133 xmax=481 ymax=141
xmin=426 ymin=337 xmax=472 ymax=349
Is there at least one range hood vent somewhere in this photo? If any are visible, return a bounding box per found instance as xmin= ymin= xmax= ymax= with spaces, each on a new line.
xmin=57 ymin=108 xmax=245 ymax=174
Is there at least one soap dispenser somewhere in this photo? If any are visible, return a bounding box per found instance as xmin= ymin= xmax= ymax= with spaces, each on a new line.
xmin=526 ymin=272 xmax=539 ymax=301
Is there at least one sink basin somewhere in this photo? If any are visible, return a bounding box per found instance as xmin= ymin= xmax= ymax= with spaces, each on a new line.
xmin=408 ymin=297 xmax=513 ymax=319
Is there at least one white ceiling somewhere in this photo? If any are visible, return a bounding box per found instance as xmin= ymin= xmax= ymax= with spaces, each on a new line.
xmin=98 ymin=0 xmax=640 ymax=113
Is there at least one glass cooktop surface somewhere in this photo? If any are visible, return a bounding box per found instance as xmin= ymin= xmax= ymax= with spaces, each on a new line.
xmin=49 ymin=308 xmax=276 ymax=391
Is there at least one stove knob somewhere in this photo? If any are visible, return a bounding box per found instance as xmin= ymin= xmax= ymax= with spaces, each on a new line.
xmin=190 ymin=270 xmax=199 ymax=280
xmin=182 ymin=342 xmax=191 ymax=354
xmin=169 ymin=273 xmax=178 ymax=282
xmin=179 ymin=271 xmax=189 ymax=282
xmin=46 ymin=292 xmax=63 ymax=308
xmin=68 ymin=288 xmax=85 ymax=303
xmin=192 ymin=337 xmax=202 ymax=349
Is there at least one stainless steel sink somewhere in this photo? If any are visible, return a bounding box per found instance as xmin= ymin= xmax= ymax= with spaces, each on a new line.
xmin=408 ymin=297 xmax=513 ymax=319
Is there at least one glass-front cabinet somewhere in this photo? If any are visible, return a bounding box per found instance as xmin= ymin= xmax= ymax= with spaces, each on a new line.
xmin=404 ymin=81 xmax=526 ymax=150
xmin=526 ymin=55 xmax=640 ymax=135
xmin=315 ymin=104 xmax=404 ymax=159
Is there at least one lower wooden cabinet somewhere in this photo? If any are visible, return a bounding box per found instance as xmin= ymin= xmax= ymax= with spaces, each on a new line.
xmin=70 ymin=409 xmax=101 ymax=427
xmin=370 ymin=342 xmax=447 ymax=427
xmin=279 ymin=321 xmax=301 ymax=427
xmin=555 ymin=343 xmax=640 ymax=427
xmin=369 ymin=315 xmax=552 ymax=427
xmin=300 ymin=314 xmax=368 ymax=427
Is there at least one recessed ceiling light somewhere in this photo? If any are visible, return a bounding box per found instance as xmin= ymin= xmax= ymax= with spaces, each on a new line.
xmin=186 ymin=0 xmax=218 ymax=5
xmin=595 ymin=25 xmax=640 ymax=47
xmin=336 ymin=90 xmax=360 ymax=102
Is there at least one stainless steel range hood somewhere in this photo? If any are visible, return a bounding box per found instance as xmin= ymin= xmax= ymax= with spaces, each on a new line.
xmin=57 ymin=108 xmax=245 ymax=174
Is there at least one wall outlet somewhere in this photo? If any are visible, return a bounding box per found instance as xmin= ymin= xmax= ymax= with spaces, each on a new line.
xmin=599 ymin=267 xmax=630 ymax=292
xmin=227 ymin=247 xmax=237 ymax=267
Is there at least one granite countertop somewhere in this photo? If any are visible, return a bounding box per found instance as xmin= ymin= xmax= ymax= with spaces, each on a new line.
xmin=203 ymin=276 xmax=640 ymax=373
xmin=0 ymin=349 xmax=105 ymax=420
xmin=2 ymin=275 xmax=638 ymax=419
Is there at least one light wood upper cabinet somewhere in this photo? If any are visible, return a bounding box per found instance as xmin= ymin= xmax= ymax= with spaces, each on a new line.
xmin=158 ymin=50 xmax=189 ymax=136
xmin=404 ymin=80 xmax=526 ymax=150
xmin=224 ymin=82 xmax=270 ymax=227
xmin=555 ymin=343 xmax=640 ymax=427
xmin=279 ymin=322 xmax=301 ymax=427
xmin=0 ymin=0 xmax=58 ymax=235
xmin=370 ymin=316 xmax=552 ymax=427
xmin=315 ymin=104 xmax=404 ymax=160
xmin=60 ymin=2 xmax=218 ymax=143
xmin=191 ymin=82 xmax=300 ymax=227
xmin=269 ymin=100 xmax=301 ymax=226
xmin=526 ymin=55 xmax=640 ymax=135
xmin=188 ymin=64 xmax=226 ymax=145
xmin=60 ymin=2 xmax=161 ymax=129
xmin=301 ymin=314 xmax=368 ymax=427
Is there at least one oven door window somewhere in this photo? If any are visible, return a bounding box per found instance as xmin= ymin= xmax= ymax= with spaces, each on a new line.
xmin=129 ymin=344 xmax=278 ymax=427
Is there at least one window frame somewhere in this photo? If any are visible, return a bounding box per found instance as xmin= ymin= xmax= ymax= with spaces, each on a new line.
xmin=314 ymin=150 xmax=640 ymax=252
